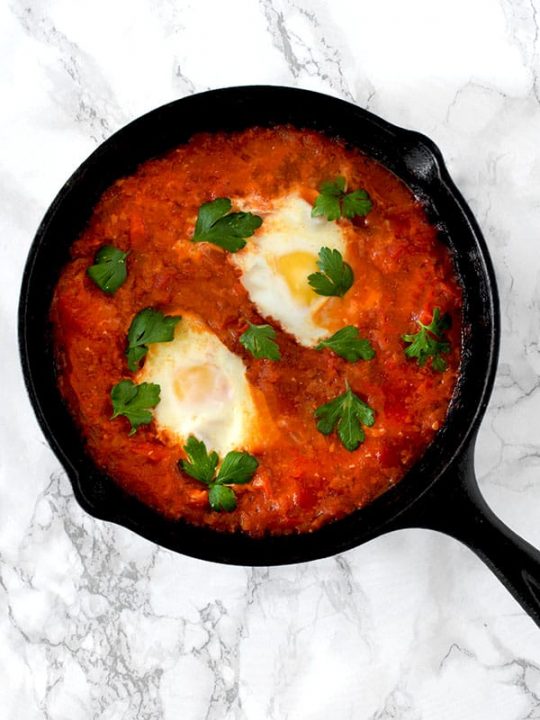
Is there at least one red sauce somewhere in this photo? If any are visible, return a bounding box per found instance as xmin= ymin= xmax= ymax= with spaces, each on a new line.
xmin=51 ymin=127 xmax=462 ymax=536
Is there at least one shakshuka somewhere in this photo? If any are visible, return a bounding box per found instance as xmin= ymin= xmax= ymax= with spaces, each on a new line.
xmin=50 ymin=126 xmax=462 ymax=535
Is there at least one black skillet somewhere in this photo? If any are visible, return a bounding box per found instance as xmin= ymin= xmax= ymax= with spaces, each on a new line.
xmin=18 ymin=86 xmax=540 ymax=627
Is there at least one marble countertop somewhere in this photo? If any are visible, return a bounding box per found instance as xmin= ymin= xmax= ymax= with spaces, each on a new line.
xmin=2 ymin=0 xmax=540 ymax=717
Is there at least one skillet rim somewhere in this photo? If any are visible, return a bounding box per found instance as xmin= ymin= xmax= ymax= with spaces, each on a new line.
xmin=18 ymin=85 xmax=500 ymax=565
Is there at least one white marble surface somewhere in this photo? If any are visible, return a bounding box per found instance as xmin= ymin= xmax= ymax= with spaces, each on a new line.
xmin=2 ymin=0 xmax=540 ymax=717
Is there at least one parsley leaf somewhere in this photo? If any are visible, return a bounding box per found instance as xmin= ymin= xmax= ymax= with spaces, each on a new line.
xmin=178 ymin=437 xmax=259 ymax=512
xmin=311 ymin=177 xmax=346 ymax=221
xmin=308 ymin=247 xmax=354 ymax=297
xmin=315 ymin=383 xmax=375 ymax=451
xmin=320 ymin=177 xmax=347 ymax=195
xmin=215 ymin=451 xmax=259 ymax=485
xmin=311 ymin=176 xmax=372 ymax=222
xmin=87 ymin=245 xmax=128 ymax=294
xmin=342 ymin=189 xmax=372 ymax=219
xmin=316 ymin=326 xmax=375 ymax=362
xmin=239 ymin=323 xmax=281 ymax=360
xmin=192 ymin=197 xmax=263 ymax=252
xmin=110 ymin=379 xmax=160 ymax=435
xmin=126 ymin=308 xmax=181 ymax=372
xmin=208 ymin=485 xmax=237 ymax=512
xmin=402 ymin=307 xmax=451 ymax=372
xmin=181 ymin=436 xmax=219 ymax=485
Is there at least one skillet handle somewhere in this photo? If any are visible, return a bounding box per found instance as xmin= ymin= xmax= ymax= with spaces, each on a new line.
xmin=398 ymin=447 xmax=540 ymax=627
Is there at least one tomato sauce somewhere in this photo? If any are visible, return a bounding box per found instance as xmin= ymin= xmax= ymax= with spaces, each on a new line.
xmin=51 ymin=127 xmax=462 ymax=536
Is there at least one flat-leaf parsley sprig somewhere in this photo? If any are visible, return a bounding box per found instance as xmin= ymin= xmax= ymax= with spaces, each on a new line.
xmin=192 ymin=198 xmax=262 ymax=252
xmin=87 ymin=245 xmax=129 ymax=294
xmin=126 ymin=308 xmax=181 ymax=371
xmin=316 ymin=326 xmax=375 ymax=362
xmin=402 ymin=307 xmax=451 ymax=372
xmin=308 ymin=247 xmax=354 ymax=298
xmin=180 ymin=436 xmax=259 ymax=512
xmin=311 ymin=176 xmax=372 ymax=222
xmin=239 ymin=323 xmax=281 ymax=360
xmin=315 ymin=382 xmax=375 ymax=451
xmin=110 ymin=379 xmax=161 ymax=435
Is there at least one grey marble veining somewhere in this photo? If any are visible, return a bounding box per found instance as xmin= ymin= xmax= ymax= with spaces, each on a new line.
xmin=2 ymin=0 xmax=540 ymax=717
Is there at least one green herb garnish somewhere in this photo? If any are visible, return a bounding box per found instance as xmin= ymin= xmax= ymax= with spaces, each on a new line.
xmin=126 ymin=308 xmax=181 ymax=372
xmin=239 ymin=322 xmax=281 ymax=360
xmin=110 ymin=379 xmax=160 ymax=435
xmin=180 ymin=436 xmax=259 ymax=512
xmin=215 ymin=450 xmax=259 ymax=485
xmin=316 ymin=326 xmax=375 ymax=362
xmin=402 ymin=307 xmax=451 ymax=372
xmin=314 ymin=383 xmax=375 ymax=451
xmin=87 ymin=245 xmax=128 ymax=294
xmin=311 ymin=176 xmax=372 ymax=222
xmin=308 ymin=247 xmax=354 ymax=298
xmin=192 ymin=198 xmax=262 ymax=252
xmin=208 ymin=485 xmax=237 ymax=512
xmin=181 ymin=436 xmax=219 ymax=484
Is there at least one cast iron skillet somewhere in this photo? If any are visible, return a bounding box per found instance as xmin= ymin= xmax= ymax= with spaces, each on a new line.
xmin=19 ymin=86 xmax=540 ymax=627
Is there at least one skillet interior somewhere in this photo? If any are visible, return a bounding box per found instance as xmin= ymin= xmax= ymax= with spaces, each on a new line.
xmin=18 ymin=86 xmax=499 ymax=565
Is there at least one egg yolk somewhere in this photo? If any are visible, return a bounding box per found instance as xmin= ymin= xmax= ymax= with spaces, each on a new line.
xmin=274 ymin=251 xmax=319 ymax=305
xmin=173 ymin=364 xmax=231 ymax=405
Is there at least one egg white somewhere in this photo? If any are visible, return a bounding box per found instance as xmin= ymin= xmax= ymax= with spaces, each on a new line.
xmin=136 ymin=313 xmax=261 ymax=456
xmin=231 ymin=195 xmax=347 ymax=346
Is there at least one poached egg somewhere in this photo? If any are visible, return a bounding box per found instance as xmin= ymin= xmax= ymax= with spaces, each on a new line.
xmin=137 ymin=313 xmax=267 ymax=455
xmin=231 ymin=195 xmax=349 ymax=346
